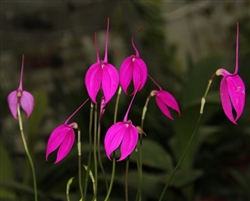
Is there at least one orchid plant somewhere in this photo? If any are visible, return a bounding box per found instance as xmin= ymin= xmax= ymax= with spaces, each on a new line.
xmin=6 ymin=21 xmax=246 ymax=201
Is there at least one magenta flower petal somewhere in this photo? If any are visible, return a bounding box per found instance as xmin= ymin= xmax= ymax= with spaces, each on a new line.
xmin=85 ymin=63 xmax=102 ymax=103
xmin=102 ymin=63 xmax=119 ymax=103
xmin=133 ymin=58 xmax=147 ymax=91
xmin=157 ymin=91 xmax=180 ymax=115
xmin=7 ymin=91 xmax=18 ymax=119
xmin=20 ymin=91 xmax=34 ymax=118
xmin=220 ymin=78 xmax=235 ymax=124
xmin=46 ymin=124 xmax=75 ymax=163
xmin=104 ymin=122 xmax=126 ymax=160
xmin=152 ymin=90 xmax=180 ymax=120
xmin=227 ymin=75 xmax=245 ymax=120
xmin=155 ymin=96 xmax=173 ymax=120
xmin=55 ymin=129 xmax=75 ymax=163
xmin=119 ymin=56 xmax=133 ymax=94
xmin=118 ymin=123 xmax=138 ymax=161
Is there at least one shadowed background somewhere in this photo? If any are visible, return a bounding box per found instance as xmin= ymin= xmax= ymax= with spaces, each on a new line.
xmin=1 ymin=1 xmax=249 ymax=201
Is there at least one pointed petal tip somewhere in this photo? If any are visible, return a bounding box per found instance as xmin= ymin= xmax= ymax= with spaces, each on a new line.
xmin=20 ymin=91 xmax=34 ymax=118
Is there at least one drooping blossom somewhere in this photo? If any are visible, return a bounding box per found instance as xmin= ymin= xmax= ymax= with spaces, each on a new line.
xmin=149 ymin=75 xmax=180 ymax=120
xmin=7 ymin=55 xmax=34 ymax=119
xmin=104 ymin=85 xmax=141 ymax=161
xmin=215 ymin=22 xmax=245 ymax=124
xmin=85 ymin=19 xmax=119 ymax=104
xmin=120 ymin=29 xmax=148 ymax=95
xmin=46 ymin=99 xmax=89 ymax=163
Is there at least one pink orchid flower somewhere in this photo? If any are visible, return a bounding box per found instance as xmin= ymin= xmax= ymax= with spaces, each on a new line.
xmin=104 ymin=85 xmax=140 ymax=161
xmin=7 ymin=55 xmax=34 ymax=119
xmin=215 ymin=23 xmax=245 ymax=124
xmin=85 ymin=19 xmax=119 ymax=104
xmin=46 ymin=99 xmax=89 ymax=163
xmin=149 ymin=75 xmax=180 ymax=120
xmin=119 ymin=29 xmax=148 ymax=95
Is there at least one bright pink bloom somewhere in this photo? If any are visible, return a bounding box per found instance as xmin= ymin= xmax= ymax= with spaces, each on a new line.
xmin=46 ymin=99 xmax=89 ymax=163
xmin=120 ymin=30 xmax=148 ymax=95
xmin=149 ymin=75 xmax=180 ymax=120
xmin=46 ymin=123 xmax=76 ymax=164
xmin=104 ymin=85 xmax=140 ymax=161
xmin=85 ymin=19 xmax=119 ymax=104
xmin=7 ymin=55 xmax=34 ymax=119
xmin=215 ymin=23 xmax=245 ymax=124
xmin=151 ymin=90 xmax=180 ymax=120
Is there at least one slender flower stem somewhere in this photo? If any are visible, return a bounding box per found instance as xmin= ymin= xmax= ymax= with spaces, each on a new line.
xmin=93 ymin=103 xmax=98 ymax=200
xmin=104 ymin=87 xmax=122 ymax=201
xmin=97 ymin=118 xmax=109 ymax=192
xmin=158 ymin=77 xmax=214 ymax=201
xmin=125 ymin=156 xmax=130 ymax=201
xmin=17 ymin=102 xmax=38 ymax=201
xmin=148 ymin=74 xmax=162 ymax=91
xmin=77 ymin=128 xmax=84 ymax=199
xmin=137 ymin=95 xmax=151 ymax=201
xmin=83 ymin=103 xmax=94 ymax=201
xmin=114 ymin=87 xmax=122 ymax=123
xmin=104 ymin=152 xmax=116 ymax=201
xmin=65 ymin=99 xmax=89 ymax=125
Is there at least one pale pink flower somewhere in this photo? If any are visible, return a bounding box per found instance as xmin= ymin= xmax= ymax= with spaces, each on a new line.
xmin=7 ymin=55 xmax=34 ymax=119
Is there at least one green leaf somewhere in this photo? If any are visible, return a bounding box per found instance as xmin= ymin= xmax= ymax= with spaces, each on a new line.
xmin=130 ymin=139 xmax=173 ymax=171
xmin=0 ymin=140 xmax=16 ymax=200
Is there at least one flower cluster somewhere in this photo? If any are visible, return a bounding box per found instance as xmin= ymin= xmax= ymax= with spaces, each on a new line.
xmin=7 ymin=21 xmax=245 ymax=164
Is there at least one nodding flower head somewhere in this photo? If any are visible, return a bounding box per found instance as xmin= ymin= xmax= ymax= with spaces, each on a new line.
xmin=215 ymin=22 xmax=245 ymax=124
xmin=120 ymin=29 xmax=148 ymax=95
xmin=46 ymin=99 xmax=89 ymax=163
xmin=7 ymin=55 xmax=34 ymax=119
xmin=149 ymin=75 xmax=180 ymax=120
xmin=104 ymin=85 xmax=142 ymax=161
xmin=85 ymin=19 xmax=119 ymax=104
xmin=46 ymin=122 xmax=76 ymax=164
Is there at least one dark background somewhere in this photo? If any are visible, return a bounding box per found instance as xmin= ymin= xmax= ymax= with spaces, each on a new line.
xmin=1 ymin=1 xmax=249 ymax=201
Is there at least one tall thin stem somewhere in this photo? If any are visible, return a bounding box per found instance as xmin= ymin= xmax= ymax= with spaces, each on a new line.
xmin=77 ymin=128 xmax=84 ymax=199
xmin=136 ymin=95 xmax=151 ymax=201
xmin=97 ymin=119 xmax=109 ymax=192
xmin=93 ymin=103 xmax=98 ymax=200
xmin=104 ymin=87 xmax=122 ymax=201
xmin=158 ymin=78 xmax=214 ymax=201
xmin=83 ymin=103 xmax=94 ymax=201
xmin=17 ymin=102 xmax=38 ymax=201
xmin=125 ymin=156 xmax=130 ymax=201
xmin=104 ymin=153 xmax=116 ymax=201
